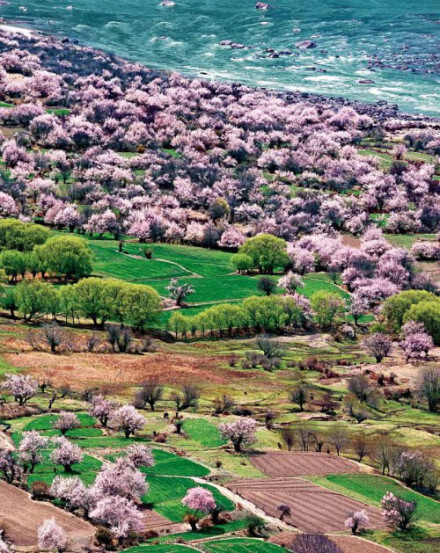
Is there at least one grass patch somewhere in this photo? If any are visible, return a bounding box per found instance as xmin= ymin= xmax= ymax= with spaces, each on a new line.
xmin=384 ymin=234 xmax=437 ymax=250
xmin=24 ymin=413 xmax=96 ymax=431
xmin=28 ymin=451 xmax=102 ymax=487
xmin=143 ymin=476 xmax=234 ymax=522
xmin=182 ymin=419 xmax=226 ymax=448
xmin=311 ymin=474 xmax=440 ymax=524
xmin=203 ymin=539 xmax=285 ymax=552
xmin=140 ymin=448 xmax=209 ymax=477
xmin=124 ymin=546 xmax=196 ymax=552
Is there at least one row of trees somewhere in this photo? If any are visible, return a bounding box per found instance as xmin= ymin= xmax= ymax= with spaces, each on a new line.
xmin=1 ymin=277 xmax=161 ymax=330
xmin=0 ymin=233 xmax=93 ymax=282
xmin=0 ymin=219 xmax=49 ymax=251
xmin=168 ymin=294 xmax=311 ymax=338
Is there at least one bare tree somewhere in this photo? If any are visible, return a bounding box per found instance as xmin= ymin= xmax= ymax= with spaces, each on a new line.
xmin=290 ymin=385 xmax=308 ymax=411
xmin=42 ymin=323 xmax=63 ymax=353
xmin=135 ymin=380 xmax=164 ymax=411
xmin=296 ymin=422 xmax=314 ymax=452
xmin=213 ymin=394 xmax=235 ymax=415
xmin=59 ymin=384 xmax=71 ymax=399
xmin=352 ymin=434 xmax=369 ymax=463
xmin=348 ymin=374 xmax=373 ymax=403
xmin=417 ymin=366 xmax=440 ymax=412
xmin=26 ymin=330 xmax=42 ymax=351
xmin=280 ymin=427 xmax=295 ymax=451
xmin=48 ymin=391 xmax=57 ymax=410
xmin=328 ymin=426 xmax=349 ymax=456
xmin=277 ymin=504 xmax=291 ymax=521
xmin=86 ymin=334 xmax=100 ymax=352
xmin=291 ymin=534 xmax=342 ymax=553
xmin=264 ymin=410 xmax=276 ymax=430
xmin=171 ymin=384 xmax=200 ymax=411
xmin=39 ymin=378 xmax=52 ymax=394
xmin=372 ymin=438 xmax=399 ymax=475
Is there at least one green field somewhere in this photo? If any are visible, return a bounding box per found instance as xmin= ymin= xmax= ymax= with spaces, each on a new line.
xmin=311 ymin=474 xmax=440 ymax=524
xmin=27 ymin=450 xmax=102 ymax=487
xmin=182 ymin=419 xmax=226 ymax=448
xmin=143 ymin=476 xmax=234 ymax=521
xmin=70 ymin=234 xmax=350 ymax=329
xmin=142 ymin=448 xmax=210 ymax=477
xmin=202 ymin=539 xmax=285 ymax=552
xmin=124 ymin=545 xmax=197 ymax=552
xmin=123 ymin=537 xmax=282 ymax=553
xmin=23 ymin=413 xmax=96 ymax=431
xmin=384 ymin=234 xmax=437 ymax=250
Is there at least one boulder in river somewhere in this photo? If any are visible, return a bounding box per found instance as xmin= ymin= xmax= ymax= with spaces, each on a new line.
xmin=295 ymin=40 xmax=317 ymax=49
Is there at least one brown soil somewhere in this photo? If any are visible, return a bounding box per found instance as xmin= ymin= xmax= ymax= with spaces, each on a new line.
xmin=4 ymin=350 xmax=258 ymax=394
xmin=272 ymin=532 xmax=392 ymax=553
xmin=250 ymin=452 xmax=360 ymax=478
xmin=142 ymin=509 xmax=184 ymax=534
xmin=331 ymin=535 xmax=393 ymax=553
xmin=226 ymin=478 xmax=385 ymax=533
xmin=0 ymin=480 xmax=94 ymax=549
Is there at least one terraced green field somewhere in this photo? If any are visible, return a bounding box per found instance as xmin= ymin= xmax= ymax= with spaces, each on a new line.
xmin=142 ymin=448 xmax=210 ymax=477
xmin=124 ymin=545 xmax=197 ymax=552
xmin=24 ymin=413 xmax=96 ymax=431
xmin=143 ymin=476 xmax=234 ymax=521
xmin=203 ymin=539 xmax=285 ymax=552
xmin=123 ymin=538 xmax=282 ymax=553
xmin=27 ymin=451 xmax=102 ymax=487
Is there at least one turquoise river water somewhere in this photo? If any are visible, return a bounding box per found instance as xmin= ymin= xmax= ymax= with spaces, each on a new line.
xmin=1 ymin=0 xmax=440 ymax=114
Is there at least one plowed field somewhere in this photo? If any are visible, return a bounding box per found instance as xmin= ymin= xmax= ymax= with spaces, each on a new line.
xmin=226 ymin=477 xmax=385 ymax=532
xmin=0 ymin=480 xmax=94 ymax=548
xmin=250 ymin=452 xmax=359 ymax=477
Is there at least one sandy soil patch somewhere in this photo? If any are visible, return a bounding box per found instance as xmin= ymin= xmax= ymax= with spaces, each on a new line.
xmin=0 ymin=480 xmax=94 ymax=549
xmin=226 ymin=477 xmax=385 ymax=533
xmin=250 ymin=452 xmax=359 ymax=478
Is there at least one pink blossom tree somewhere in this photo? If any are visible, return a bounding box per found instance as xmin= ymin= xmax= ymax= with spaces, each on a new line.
xmin=18 ymin=431 xmax=49 ymax=473
xmin=109 ymin=405 xmax=146 ymax=438
xmin=219 ymin=417 xmax=257 ymax=452
xmin=50 ymin=437 xmax=83 ymax=472
xmin=91 ymin=457 xmax=147 ymax=501
xmin=89 ymin=496 xmax=143 ymax=540
xmin=381 ymin=492 xmax=416 ymax=530
xmin=166 ymin=278 xmax=195 ymax=306
xmin=37 ymin=518 xmax=67 ymax=553
xmin=181 ymin=486 xmax=217 ymax=530
xmin=278 ymin=271 xmax=304 ymax=294
xmin=344 ymin=509 xmax=369 ymax=534
xmin=54 ymin=412 xmax=81 ymax=436
xmin=2 ymin=374 xmax=38 ymax=405
xmin=363 ymin=333 xmax=393 ymax=363
xmin=88 ymin=395 xmax=117 ymax=427
xmin=49 ymin=476 xmax=90 ymax=512
xmin=125 ymin=444 xmax=154 ymax=468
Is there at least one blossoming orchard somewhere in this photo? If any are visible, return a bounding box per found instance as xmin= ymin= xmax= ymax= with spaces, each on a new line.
xmin=0 ymin=20 xmax=437 ymax=553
